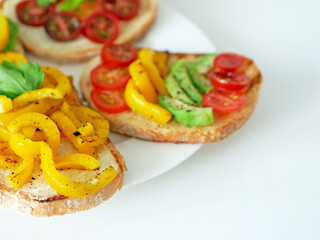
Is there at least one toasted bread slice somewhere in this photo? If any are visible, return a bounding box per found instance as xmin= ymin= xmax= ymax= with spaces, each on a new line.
xmin=80 ymin=53 xmax=262 ymax=143
xmin=0 ymin=87 xmax=126 ymax=217
xmin=1 ymin=0 xmax=157 ymax=62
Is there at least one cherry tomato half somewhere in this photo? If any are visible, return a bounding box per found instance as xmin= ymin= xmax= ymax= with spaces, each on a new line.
xmin=214 ymin=53 xmax=245 ymax=72
xmin=91 ymin=64 xmax=130 ymax=90
xmin=101 ymin=0 xmax=140 ymax=20
xmin=101 ymin=44 xmax=137 ymax=67
xmin=91 ymin=89 xmax=129 ymax=113
xmin=209 ymin=70 xmax=249 ymax=90
xmin=203 ymin=88 xmax=246 ymax=114
xmin=16 ymin=0 xmax=55 ymax=27
xmin=44 ymin=12 xmax=82 ymax=41
xmin=84 ymin=12 xmax=119 ymax=44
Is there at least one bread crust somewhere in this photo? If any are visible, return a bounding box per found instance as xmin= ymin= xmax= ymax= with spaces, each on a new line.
xmin=80 ymin=53 xmax=262 ymax=143
xmin=0 ymin=87 xmax=126 ymax=217
xmin=1 ymin=0 xmax=158 ymax=62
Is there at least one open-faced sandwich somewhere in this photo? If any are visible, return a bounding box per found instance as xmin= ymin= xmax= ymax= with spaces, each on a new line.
xmin=0 ymin=11 xmax=24 ymax=54
xmin=1 ymin=0 xmax=157 ymax=62
xmin=0 ymin=52 xmax=126 ymax=216
xmin=80 ymin=44 xmax=262 ymax=143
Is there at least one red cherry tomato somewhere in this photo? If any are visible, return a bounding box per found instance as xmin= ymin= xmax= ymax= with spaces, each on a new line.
xmin=214 ymin=53 xmax=245 ymax=72
xmin=44 ymin=12 xmax=82 ymax=41
xmin=16 ymin=0 xmax=55 ymax=27
xmin=91 ymin=89 xmax=129 ymax=113
xmin=101 ymin=0 xmax=140 ymax=20
xmin=101 ymin=44 xmax=137 ymax=67
xmin=91 ymin=64 xmax=130 ymax=90
xmin=209 ymin=70 xmax=250 ymax=90
xmin=203 ymin=88 xmax=246 ymax=114
xmin=83 ymin=12 xmax=119 ymax=44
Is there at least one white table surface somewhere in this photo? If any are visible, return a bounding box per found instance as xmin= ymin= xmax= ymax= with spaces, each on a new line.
xmin=2 ymin=0 xmax=320 ymax=239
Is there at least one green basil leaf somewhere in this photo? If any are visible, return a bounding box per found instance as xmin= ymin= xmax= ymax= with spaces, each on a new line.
xmin=0 ymin=61 xmax=44 ymax=99
xmin=36 ymin=0 xmax=57 ymax=7
xmin=60 ymin=0 xmax=85 ymax=11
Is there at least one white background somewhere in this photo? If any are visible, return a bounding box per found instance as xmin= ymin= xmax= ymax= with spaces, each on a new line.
xmin=2 ymin=0 xmax=320 ymax=239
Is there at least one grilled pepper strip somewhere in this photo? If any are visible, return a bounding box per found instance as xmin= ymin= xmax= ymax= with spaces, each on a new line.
xmin=12 ymin=67 xmax=72 ymax=109
xmin=21 ymin=126 xmax=46 ymax=142
xmin=139 ymin=49 xmax=169 ymax=95
xmin=55 ymin=153 xmax=100 ymax=170
xmin=40 ymin=142 xmax=117 ymax=198
xmin=153 ymin=51 xmax=169 ymax=78
xmin=0 ymin=52 xmax=28 ymax=66
xmin=8 ymin=112 xmax=60 ymax=155
xmin=7 ymin=157 xmax=34 ymax=188
xmin=124 ymin=79 xmax=172 ymax=125
xmin=0 ymin=126 xmax=10 ymax=141
xmin=61 ymin=102 xmax=82 ymax=128
xmin=50 ymin=111 xmax=97 ymax=157
xmin=0 ymin=99 xmax=61 ymax=126
xmin=129 ymin=60 xmax=158 ymax=103
xmin=0 ymin=95 xmax=12 ymax=113
xmin=9 ymin=133 xmax=41 ymax=159
xmin=70 ymin=105 xmax=109 ymax=147
xmin=78 ymin=122 xmax=94 ymax=137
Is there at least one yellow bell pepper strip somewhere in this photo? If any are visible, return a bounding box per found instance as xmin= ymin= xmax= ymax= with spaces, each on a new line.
xmin=70 ymin=105 xmax=109 ymax=147
xmin=124 ymin=79 xmax=172 ymax=125
xmin=7 ymin=157 xmax=34 ymax=189
xmin=12 ymin=88 xmax=65 ymax=110
xmin=0 ymin=52 xmax=28 ymax=66
xmin=0 ymin=95 xmax=12 ymax=113
xmin=129 ymin=60 xmax=158 ymax=103
xmin=21 ymin=126 xmax=46 ymax=142
xmin=8 ymin=112 xmax=60 ymax=155
xmin=61 ymin=102 xmax=82 ymax=128
xmin=0 ymin=13 xmax=9 ymax=51
xmin=139 ymin=49 xmax=169 ymax=95
xmin=9 ymin=133 xmax=41 ymax=159
xmin=153 ymin=51 xmax=169 ymax=78
xmin=40 ymin=142 xmax=117 ymax=198
xmin=50 ymin=110 xmax=97 ymax=157
xmin=78 ymin=122 xmax=94 ymax=137
xmin=55 ymin=153 xmax=100 ymax=170
xmin=12 ymin=67 xmax=72 ymax=110
xmin=0 ymin=126 xmax=10 ymax=141
xmin=0 ymin=99 xmax=61 ymax=126
xmin=41 ymin=66 xmax=72 ymax=97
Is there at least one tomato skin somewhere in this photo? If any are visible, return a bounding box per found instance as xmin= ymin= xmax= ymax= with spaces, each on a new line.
xmin=203 ymin=88 xmax=246 ymax=114
xmin=90 ymin=64 xmax=130 ymax=91
xmin=209 ymin=70 xmax=250 ymax=90
xmin=91 ymin=89 xmax=129 ymax=113
xmin=83 ymin=12 xmax=119 ymax=44
xmin=44 ymin=12 xmax=82 ymax=41
xmin=101 ymin=44 xmax=137 ymax=67
xmin=16 ymin=0 xmax=55 ymax=27
xmin=101 ymin=0 xmax=140 ymax=20
xmin=214 ymin=53 xmax=245 ymax=72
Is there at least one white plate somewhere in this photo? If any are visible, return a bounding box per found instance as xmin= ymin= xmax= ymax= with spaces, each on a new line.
xmin=27 ymin=2 xmax=216 ymax=187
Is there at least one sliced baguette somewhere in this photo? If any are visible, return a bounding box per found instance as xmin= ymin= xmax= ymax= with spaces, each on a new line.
xmin=80 ymin=53 xmax=262 ymax=143
xmin=1 ymin=0 xmax=157 ymax=62
xmin=0 ymin=86 xmax=126 ymax=217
